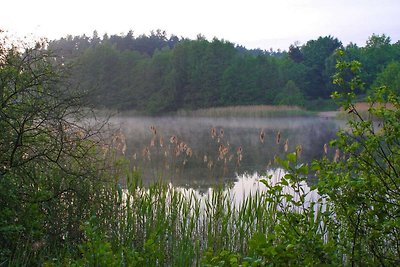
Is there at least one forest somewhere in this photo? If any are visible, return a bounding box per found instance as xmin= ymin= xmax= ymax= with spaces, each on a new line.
xmin=48 ymin=30 xmax=400 ymax=114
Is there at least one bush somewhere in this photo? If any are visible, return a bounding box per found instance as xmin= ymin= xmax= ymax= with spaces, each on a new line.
xmin=0 ymin=32 xmax=114 ymax=265
xmin=315 ymin=52 xmax=400 ymax=265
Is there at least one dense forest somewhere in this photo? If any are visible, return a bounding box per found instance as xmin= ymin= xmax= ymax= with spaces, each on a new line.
xmin=48 ymin=30 xmax=400 ymax=114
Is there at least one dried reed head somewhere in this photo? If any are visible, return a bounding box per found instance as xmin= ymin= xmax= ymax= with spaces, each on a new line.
xmin=207 ymin=160 xmax=213 ymax=169
xmin=142 ymin=147 xmax=150 ymax=160
xmin=259 ymin=129 xmax=265 ymax=143
xmin=219 ymin=128 xmax=224 ymax=138
xmin=211 ymin=127 xmax=217 ymax=139
xmin=236 ymin=146 xmax=243 ymax=165
xmin=276 ymin=131 xmax=281 ymax=144
xmin=296 ymin=145 xmax=302 ymax=159
xmin=334 ymin=149 xmax=340 ymax=162
xmin=284 ymin=139 xmax=289 ymax=152
xmin=150 ymin=125 xmax=157 ymax=136
xmin=170 ymin=135 xmax=177 ymax=144
xmin=218 ymin=144 xmax=228 ymax=160
xmin=186 ymin=147 xmax=193 ymax=157
xmin=111 ymin=129 xmax=127 ymax=155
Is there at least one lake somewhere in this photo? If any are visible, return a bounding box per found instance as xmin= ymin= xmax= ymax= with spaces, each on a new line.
xmin=110 ymin=115 xmax=342 ymax=193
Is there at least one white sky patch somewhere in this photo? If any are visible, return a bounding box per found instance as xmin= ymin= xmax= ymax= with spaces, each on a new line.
xmin=1 ymin=0 xmax=399 ymax=50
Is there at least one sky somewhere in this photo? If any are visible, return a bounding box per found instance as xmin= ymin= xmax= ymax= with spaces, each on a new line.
xmin=1 ymin=0 xmax=399 ymax=50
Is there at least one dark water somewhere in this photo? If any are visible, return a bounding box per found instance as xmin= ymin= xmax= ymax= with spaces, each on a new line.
xmin=111 ymin=116 xmax=342 ymax=192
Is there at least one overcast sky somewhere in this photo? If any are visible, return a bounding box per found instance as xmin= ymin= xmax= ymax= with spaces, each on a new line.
xmin=2 ymin=0 xmax=399 ymax=50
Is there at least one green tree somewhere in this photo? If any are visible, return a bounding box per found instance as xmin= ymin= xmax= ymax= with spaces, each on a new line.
xmin=274 ymin=80 xmax=305 ymax=106
xmin=288 ymin=44 xmax=303 ymax=63
xmin=145 ymin=49 xmax=176 ymax=114
xmin=372 ymin=61 xmax=400 ymax=94
xmin=360 ymin=34 xmax=397 ymax=88
xmin=301 ymin=36 xmax=342 ymax=98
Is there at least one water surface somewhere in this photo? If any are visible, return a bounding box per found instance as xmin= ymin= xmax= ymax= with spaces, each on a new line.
xmin=111 ymin=116 xmax=342 ymax=191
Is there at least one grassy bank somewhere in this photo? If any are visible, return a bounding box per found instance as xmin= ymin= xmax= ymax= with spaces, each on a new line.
xmin=177 ymin=105 xmax=316 ymax=118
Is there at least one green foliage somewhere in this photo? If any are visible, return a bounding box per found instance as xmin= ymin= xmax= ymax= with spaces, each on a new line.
xmin=301 ymin=36 xmax=343 ymax=98
xmin=372 ymin=61 xmax=400 ymax=95
xmin=274 ymin=80 xmax=306 ymax=106
xmin=246 ymin=153 xmax=338 ymax=266
xmin=0 ymin=33 xmax=118 ymax=265
xmin=316 ymin=54 xmax=400 ymax=265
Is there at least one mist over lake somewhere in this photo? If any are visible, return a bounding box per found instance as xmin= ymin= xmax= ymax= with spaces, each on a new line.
xmin=110 ymin=115 xmax=342 ymax=191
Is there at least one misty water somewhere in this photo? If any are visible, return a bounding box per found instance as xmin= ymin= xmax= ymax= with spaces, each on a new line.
xmin=111 ymin=115 xmax=343 ymax=195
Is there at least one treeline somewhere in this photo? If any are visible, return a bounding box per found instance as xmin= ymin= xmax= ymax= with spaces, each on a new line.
xmin=48 ymin=31 xmax=400 ymax=114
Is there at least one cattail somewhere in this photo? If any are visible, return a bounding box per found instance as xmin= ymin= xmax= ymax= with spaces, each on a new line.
xmin=219 ymin=144 xmax=228 ymax=160
xmin=219 ymin=144 xmax=224 ymax=153
xmin=150 ymin=125 xmax=157 ymax=135
xmin=186 ymin=147 xmax=193 ymax=157
xmin=175 ymin=146 xmax=181 ymax=157
xmin=296 ymin=145 xmax=302 ymax=159
xmin=284 ymin=139 xmax=289 ymax=152
xmin=259 ymin=129 xmax=265 ymax=143
xmin=113 ymin=130 xmax=126 ymax=155
xmin=237 ymin=153 xmax=243 ymax=165
xmin=207 ymin=160 xmax=213 ymax=169
xmin=236 ymin=146 xmax=243 ymax=165
xmin=142 ymin=147 xmax=150 ymax=160
xmin=211 ymin=127 xmax=217 ymax=139
xmin=334 ymin=149 xmax=340 ymax=162
xmin=324 ymin=143 xmax=328 ymax=154
xmin=276 ymin=131 xmax=281 ymax=144
xmin=159 ymin=136 xmax=164 ymax=147
xmin=170 ymin=135 xmax=177 ymax=144
xmin=121 ymin=142 xmax=127 ymax=155
xmin=179 ymin=142 xmax=187 ymax=152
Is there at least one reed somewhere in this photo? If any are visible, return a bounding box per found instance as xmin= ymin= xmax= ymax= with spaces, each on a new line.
xmin=176 ymin=105 xmax=315 ymax=117
xmin=52 ymin=160 xmax=330 ymax=267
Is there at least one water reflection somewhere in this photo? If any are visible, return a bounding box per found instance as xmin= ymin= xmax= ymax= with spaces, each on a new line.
xmin=173 ymin=169 xmax=322 ymax=212
xmin=111 ymin=116 xmax=342 ymax=191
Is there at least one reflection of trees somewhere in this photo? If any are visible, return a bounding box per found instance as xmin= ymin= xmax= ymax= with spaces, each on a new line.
xmin=115 ymin=117 xmax=339 ymax=190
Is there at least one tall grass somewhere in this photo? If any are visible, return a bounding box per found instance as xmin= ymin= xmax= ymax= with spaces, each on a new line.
xmin=177 ymin=105 xmax=315 ymax=117
xmin=49 ymin=162 xmax=327 ymax=266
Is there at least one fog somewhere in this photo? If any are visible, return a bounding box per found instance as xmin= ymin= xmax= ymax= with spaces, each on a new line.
xmin=109 ymin=115 xmax=342 ymax=191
